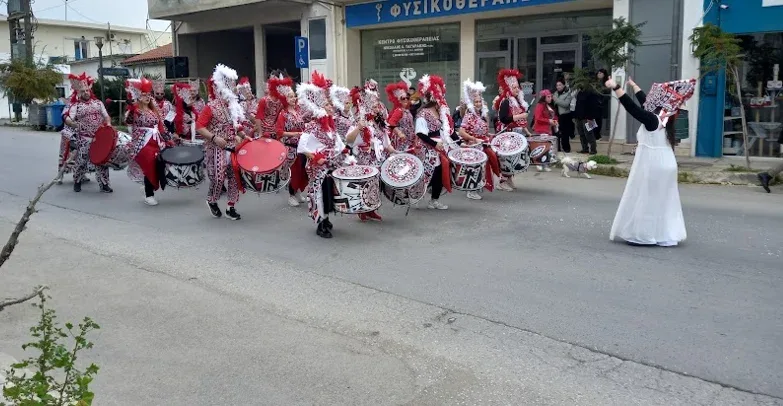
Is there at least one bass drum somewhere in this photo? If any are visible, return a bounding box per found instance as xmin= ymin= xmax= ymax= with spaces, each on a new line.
xmin=448 ymin=147 xmax=488 ymax=192
xmin=490 ymin=132 xmax=529 ymax=175
xmin=379 ymin=153 xmax=426 ymax=206
xmin=160 ymin=145 xmax=206 ymax=188
xmin=331 ymin=165 xmax=382 ymax=214
xmin=236 ymin=138 xmax=289 ymax=194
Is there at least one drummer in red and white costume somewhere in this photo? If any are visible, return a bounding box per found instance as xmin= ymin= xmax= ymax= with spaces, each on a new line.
xmin=296 ymin=71 xmax=348 ymax=238
xmin=270 ymin=74 xmax=309 ymax=207
xmin=494 ymin=69 xmax=531 ymax=191
xmin=56 ymin=102 xmax=93 ymax=184
xmin=415 ymin=74 xmax=454 ymax=210
xmin=171 ymin=82 xmax=198 ymax=141
xmin=236 ymin=77 xmax=259 ymax=139
xmin=152 ymin=79 xmax=174 ymax=120
xmin=125 ymin=78 xmax=171 ymax=206
xmin=196 ymin=64 xmax=250 ymax=220
xmin=330 ymin=84 xmax=353 ymax=141
xmin=458 ymin=79 xmax=501 ymax=201
xmin=345 ymin=80 xmax=394 ymax=222
xmin=63 ymin=73 xmax=113 ymax=193
xmin=191 ymin=79 xmax=207 ymax=115
xmin=385 ymin=81 xmax=419 ymax=153
xmin=255 ymin=70 xmax=287 ymax=139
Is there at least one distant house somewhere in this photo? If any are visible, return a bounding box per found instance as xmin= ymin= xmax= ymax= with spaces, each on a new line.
xmin=122 ymin=44 xmax=173 ymax=79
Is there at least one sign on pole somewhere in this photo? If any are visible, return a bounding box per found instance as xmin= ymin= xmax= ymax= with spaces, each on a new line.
xmin=294 ymin=36 xmax=309 ymax=69
xmin=98 ymin=67 xmax=130 ymax=77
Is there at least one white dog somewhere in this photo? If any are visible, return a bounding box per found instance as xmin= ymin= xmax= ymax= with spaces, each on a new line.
xmin=560 ymin=156 xmax=598 ymax=179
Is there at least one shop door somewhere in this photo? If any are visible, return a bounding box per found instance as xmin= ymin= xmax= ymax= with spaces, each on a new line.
xmin=539 ymin=47 xmax=578 ymax=93
xmin=476 ymin=52 xmax=510 ymax=103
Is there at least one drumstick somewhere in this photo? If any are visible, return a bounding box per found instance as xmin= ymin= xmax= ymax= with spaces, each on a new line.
xmin=191 ymin=120 xmax=195 ymax=143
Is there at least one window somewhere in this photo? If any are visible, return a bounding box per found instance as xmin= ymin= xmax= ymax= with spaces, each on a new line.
xmin=74 ymin=40 xmax=89 ymax=60
xmin=308 ymin=18 xmax=327 ymax=60
xmin=55 ymin=87 xmax=66 ymax=99
xmin=362 ymin=24 xmax=460 ymax=108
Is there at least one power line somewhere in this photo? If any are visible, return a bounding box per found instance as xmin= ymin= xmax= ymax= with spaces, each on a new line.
xmin=134 ymin=22 xmax=171 ymax=54
xmin=65 ymin=3 xmax=101 ymax=23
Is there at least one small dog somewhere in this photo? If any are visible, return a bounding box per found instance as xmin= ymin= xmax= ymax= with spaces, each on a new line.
xmin=560 ymin=156 xmax=597 ymax=179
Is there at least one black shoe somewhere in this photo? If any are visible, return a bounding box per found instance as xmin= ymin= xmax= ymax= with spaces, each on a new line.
xmin=578 ymin=150 xmax=589 ymax=154
xmin=758 ymin=172 xmax=772 ymax=193
xmin=83 ymin=177 xmax=91 ymax=183
xmin=323 ymin=218 xmax=333 ymax=231
xmin=225 ymin=206 xmax=241 ymax=220
xmin=316 ymin=221 xmax=332 ymax=238
xmin=207 ymin=202 xmax=222 ymax=218
xmin=100 ymin=185 xmax=113 ymax=193
xmin=73 ymin=182 xmax=81 ymax=192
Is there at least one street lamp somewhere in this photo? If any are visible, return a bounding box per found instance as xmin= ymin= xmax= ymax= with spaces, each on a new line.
xmin=95 ymin=36 xmax=105 ymax=103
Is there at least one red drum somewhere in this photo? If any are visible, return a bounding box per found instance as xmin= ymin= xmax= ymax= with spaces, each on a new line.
xmin=236 ymin=138 xmax=289 ymax=194
xmin=527 ymin=135 xmax=558 ymax=165
xmin=89 ymin=126 xmax=131 ymax=170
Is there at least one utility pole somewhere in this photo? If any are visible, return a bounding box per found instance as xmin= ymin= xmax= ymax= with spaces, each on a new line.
xmin=65 ymin=0 xmax=68 ymax=21
xmin=7 ymin=0 xmax=35 ymax=120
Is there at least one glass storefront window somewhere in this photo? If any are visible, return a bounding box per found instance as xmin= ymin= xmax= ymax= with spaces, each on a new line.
xmin=361 ymin=24 xmax=461 ymax=109
xmin=477 ymin=39 xmax=509 ymax=53
xmin=540 ymin=34 xmax=579 ymax=45
xmin=723 ymin=32 xmax=783 ymax=157
xmin=517 ymin=38 xmax=537 ymax=89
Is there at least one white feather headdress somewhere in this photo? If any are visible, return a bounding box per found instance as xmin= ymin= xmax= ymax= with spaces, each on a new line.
xmin=211 ymin=64 xmax=245 ymax=129
xmin=462 ymin=79 xmax=488 ymax=117
xmin=330 ymin=85 xmax=350 ymax=114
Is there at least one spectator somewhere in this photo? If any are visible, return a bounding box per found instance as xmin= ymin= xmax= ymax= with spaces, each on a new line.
xmin=596 ymin=69 xmax=610 ymax=139
xmin=533 ymin=90 xmax=557 ymax=135
xmin=553 ymin=79 xmax=573 ymax=153
xmin=573 ymin=84 xmax=601 ymax=155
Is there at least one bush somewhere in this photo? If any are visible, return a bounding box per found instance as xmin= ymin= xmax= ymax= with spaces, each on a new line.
xmin=0 ymin=59 xmax=63 ymax=105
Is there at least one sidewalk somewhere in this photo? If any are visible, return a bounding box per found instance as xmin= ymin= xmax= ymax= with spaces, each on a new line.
xmin=570 ymin=149 xmax=782 ymax=186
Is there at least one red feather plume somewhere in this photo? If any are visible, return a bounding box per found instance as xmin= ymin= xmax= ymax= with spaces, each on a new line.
xmin=385 ymin=81 xmax=408 ymax=107
xmin=311 ymin=70 xmax=330 ymax=90
xmin=268 ymin=76 xmax=294 ymax=104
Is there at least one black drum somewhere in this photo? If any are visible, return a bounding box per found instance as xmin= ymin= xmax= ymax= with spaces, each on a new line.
xmin=161 ymin=145 xmax=206 ymax=188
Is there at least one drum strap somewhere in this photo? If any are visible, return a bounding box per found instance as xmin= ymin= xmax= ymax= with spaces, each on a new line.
xmin=321 ymin=174 xmax=336 ymax=215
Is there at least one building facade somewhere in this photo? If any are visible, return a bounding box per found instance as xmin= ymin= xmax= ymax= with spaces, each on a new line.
xmin=122 ymin=44 xmax=172 ymax=79
xmin=696 ymin=0 xmax=783 ymax=159
xmin=150 ymin=0 xmax=345 ymax=97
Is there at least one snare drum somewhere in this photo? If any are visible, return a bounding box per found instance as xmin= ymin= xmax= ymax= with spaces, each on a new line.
xmin=89 ymin=126 xmax=132 ymax=170
xmin=491 ymin=132 xmax=529 ymax=175
xmin=236 ymin=138 xmax=289 ymax=194
xmin=528 ymin=135 xmax=558 ymax=165
xmin=379 ymin=153 xmax=426 ymax=206
xmin=448 ymin=147 xmax=488 ymax=192
xmin=161 ymin=145 xmax=206 ymax=188
xmin=331 ymin=165 xmax=382 ymax=214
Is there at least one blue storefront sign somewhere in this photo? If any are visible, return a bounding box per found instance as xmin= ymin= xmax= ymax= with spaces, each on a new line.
xmin=696 ymin=0 xmax=783 ymax=157
xmin=346 ymin=0 xmax=574 ymax=28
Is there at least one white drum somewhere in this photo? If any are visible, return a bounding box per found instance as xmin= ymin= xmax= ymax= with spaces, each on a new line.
xmin=379 ymin=153 xmax=426 ymax=206
xmin=331 ymin=165 xmax=382 ymax=214
xmin=490 ymin=131 xmax=529 ymax=175
xmin=448 ymin=147 xmax=488 ymax=192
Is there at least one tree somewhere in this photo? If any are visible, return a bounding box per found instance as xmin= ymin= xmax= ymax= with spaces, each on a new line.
xmin=0 ymin=59 xmax=63 ymax=107
xmin=588 ymin=17 xmax=645 ymax=157
xmin=689 ymin=24 xmax=749 ymax=168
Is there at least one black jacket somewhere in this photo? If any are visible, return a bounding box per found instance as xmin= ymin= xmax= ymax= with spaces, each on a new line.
xmin=573 ymin=89 xmax=601 ymax=121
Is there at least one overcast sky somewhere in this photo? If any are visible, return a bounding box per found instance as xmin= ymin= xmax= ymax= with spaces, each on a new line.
xmin=32 ymin=0 xmax=170 ymax=30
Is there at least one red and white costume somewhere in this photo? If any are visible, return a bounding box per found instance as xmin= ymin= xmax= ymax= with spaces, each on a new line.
xmin=385 ymin=81 xmax=419 ymax=153
xmin=347 ymin=80 xmax=391 ymax=168
xmin=296 ymin=71 xmax=348 ymax=236
xmin=415 ymin=74 xmax=455 ymax=207
xmin=153 ymin=79 xmax=174 ymax=121
xmin=57 ymin=101 xmax=94 ymax=180
xmin=270 ymin=75 xmax=308 ymax=195
xmin=494 ymin=69 xmax=530 ymax=133
xmin=255 ymin=74 xmax=286 ymax=139
xmin=195 ymin=64 xmax=249 ymax=209
xmin=172 ymin=82 xmax=198 ymax=141
xmin=330 ymin=85 xmax=352 ymax=141
xmin=125 ymin=78 xmax=169 ymax=194
xmin=66 ymin=73 xmax=112 ymax=189
xmin=236 ymin=77 xmax=258 ymax=139
xmin=460 ymin=79 xmax=501 ymax=193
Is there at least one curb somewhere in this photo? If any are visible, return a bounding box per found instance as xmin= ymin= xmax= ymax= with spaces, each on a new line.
xmin=583 ymin=164 xmax=780 ymax=186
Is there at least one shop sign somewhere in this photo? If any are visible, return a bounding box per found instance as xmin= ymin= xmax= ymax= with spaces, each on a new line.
xmin=377 ymin=36 xmax=440 ymax=58
xmin=346 ymin=0 xmax=574 ymax=27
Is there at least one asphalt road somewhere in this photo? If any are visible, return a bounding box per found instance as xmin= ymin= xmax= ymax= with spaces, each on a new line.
xmin=1 ymin=128 xmax=781 ymax=404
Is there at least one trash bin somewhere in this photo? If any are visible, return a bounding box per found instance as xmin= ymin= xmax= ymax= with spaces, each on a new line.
xmin=28 ymin=103 xmax=47 ymax=130
xmin=674 ymin=109 xmax=689 ymax=140
xmin=46 ymin=101 xmax=65 ymax=130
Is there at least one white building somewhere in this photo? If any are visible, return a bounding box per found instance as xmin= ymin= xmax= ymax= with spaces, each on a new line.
xmin=0 ymin=15 xmax=171 ymax=118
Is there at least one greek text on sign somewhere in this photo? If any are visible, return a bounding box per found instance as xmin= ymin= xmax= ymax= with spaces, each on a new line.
xmin=346 ymin=0 xmax=575 ymax=27
xmin=378 ymin=36 xmax=440 ymax=58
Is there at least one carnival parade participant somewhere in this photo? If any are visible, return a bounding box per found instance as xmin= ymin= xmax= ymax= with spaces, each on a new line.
xmin=191 ymin=79 xmax=207 ymax=115
xmin=608 ymin=76 xmax=694 ymax=247
xmin=385 ymin=81 xmax=418 ymax=153
xmin=171 ymin=82 xmax=198 ymax=141
xmin=125 ymin=78 xmax=172 ymax=206
xmin=56 ymin=101 xmax=93 ymax=184
xmin=196 ymin=64 xmax=250 ymax=220
xmin=532 ymin=90 xmax=558 ymax=172
xmin=153 ymin=79 xmax=174 ymax=120
xmin=494 ymin=69 xmax=531 ymax=190
xmin=236 ymin=77 xmax=259 ymax=139
xmin=415 ymin=74 xmax=455 ymax=210
xmin=458 ymin=80 xmax=501 ymax=200
xmin=255 ymin=70 xmax=287 ymax=139
xmin=296 ymin=71 xmax=347 ymax=238
xmin=64 ymin=72 xmax=113 ymax=193
xmin=345 ymin=80 xmax=394 ymax=222
xmin=330 ymin=84 xmax=353 ymax=141
xmin=270 ymin=74 xmax=309 ymax=206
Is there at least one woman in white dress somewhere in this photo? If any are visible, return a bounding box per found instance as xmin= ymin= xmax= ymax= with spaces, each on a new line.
xmin=605 ymin=77 xmax=695 ymax=247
